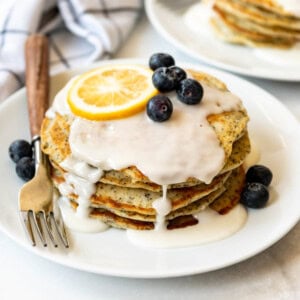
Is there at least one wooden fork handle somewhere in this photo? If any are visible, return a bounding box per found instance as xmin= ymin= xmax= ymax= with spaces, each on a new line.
xmin=25 ymin=34 xmax=49 ymax=138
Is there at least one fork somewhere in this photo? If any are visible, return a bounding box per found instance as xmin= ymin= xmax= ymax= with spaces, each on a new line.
xmin=18 ymin=34 xmax=69 ymax=248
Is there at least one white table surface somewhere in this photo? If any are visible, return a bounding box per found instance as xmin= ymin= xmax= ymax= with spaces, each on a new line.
xmin=1 ymin=15 xmax=300 ymax=300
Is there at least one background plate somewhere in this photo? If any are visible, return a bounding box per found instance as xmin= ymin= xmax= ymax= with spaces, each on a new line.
xmin=0 ymin=60 xmax=300 ymax=278
xmin=145 ymin=0 xmax=300 ymax=81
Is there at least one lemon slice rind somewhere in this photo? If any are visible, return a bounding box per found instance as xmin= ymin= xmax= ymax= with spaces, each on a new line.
xmin=67 ymin=64 xmax=158 ymax=121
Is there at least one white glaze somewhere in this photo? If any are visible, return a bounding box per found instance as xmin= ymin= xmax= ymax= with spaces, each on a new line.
xmin=57 ymin=156 xmax=108 ymax=232
xmin=58 ymin=197 xmax=108 ymax=233
xmin=184 ymin=2 xmax=214 ymax=38
xmin=127 ymin=204 xmax=247 ymax=248
xmin=67 ymin=86 xmax=242 ymax=185
xmin=60 ymin=155 xmax=103 ymax=183
xmin=152 ymin=185 xmax=171 ymax=230
xmin=45 ymin=77 xmax=76 ymax=118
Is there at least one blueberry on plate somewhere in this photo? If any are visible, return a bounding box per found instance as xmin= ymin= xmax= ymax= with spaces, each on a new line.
xmin=240 ymin=182 xmax=269 ymax=209
xmin=149 ymin=53 xmax=175 ymax=71
xmin=147 ymin=95 xmax=173 ymax=122
xmin=9 ymin=139 xmax=33 ymax=163
xmin=246 ymin=165 xmax=273 ymax=186
xmin=16 ymin=157 xmax=35 ymax=181
xmin=176 ymin=78 xmax=204 ymax=105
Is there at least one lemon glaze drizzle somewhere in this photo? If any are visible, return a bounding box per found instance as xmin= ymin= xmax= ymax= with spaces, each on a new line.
xmin=46 ymin=71 xmax=247 ymax=246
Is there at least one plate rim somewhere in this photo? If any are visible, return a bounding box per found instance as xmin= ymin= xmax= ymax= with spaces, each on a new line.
xmin=145 ymin=0 xmax=300 ymax=81
xmin=0 ymin=59 xmax=300 ymax=278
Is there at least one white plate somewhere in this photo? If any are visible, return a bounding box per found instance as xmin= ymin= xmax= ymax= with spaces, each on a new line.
xmin=145 ymin=0 xmax=300 ymax=81
xmin=1 ymin=60 xmax=300 ymax=278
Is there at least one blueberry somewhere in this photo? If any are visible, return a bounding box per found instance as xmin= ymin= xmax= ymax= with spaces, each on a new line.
xmin=246 ymin=165 xmax=273 ymax=186
xmin=176 ymin=79 xmax=204 ymax=105
xmin=241 ymin=182 xmax=269 ymax=209
xmin=9 ymin=139 xmax=33 ymax=163
xmin=149 ymin=53 xmax=175 ymax=71
xmin=169 ymin=66 xmax=187 ymax=87
xmin=16 ymin=157 xmax=35 ymax=181
xmin=147 ymin=95 xmax=173 ymax=122
xmin=152 ymin=66 xmax=187 ymax=92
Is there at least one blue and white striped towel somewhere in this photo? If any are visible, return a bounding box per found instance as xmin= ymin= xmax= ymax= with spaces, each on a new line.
xmin=0 ymin=0 xmax=142 ymax=102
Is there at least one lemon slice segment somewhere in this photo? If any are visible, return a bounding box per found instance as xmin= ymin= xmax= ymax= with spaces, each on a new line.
xmin=67 ymin=65 xmax=158 ymax=121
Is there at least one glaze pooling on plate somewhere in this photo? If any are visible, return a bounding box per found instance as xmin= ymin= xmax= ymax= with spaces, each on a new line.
xmin=127 ymin=204 xmax=247 ymax=248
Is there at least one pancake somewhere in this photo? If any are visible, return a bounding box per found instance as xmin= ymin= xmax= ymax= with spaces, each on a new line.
xmin=243 ymin=0 xmax=299 ymax=17
xmin=69 ymin=185 xmax=226 ymax=222
xmin=90 ymin=209 xmax=201 ymax=230
xmin=214 ymin=0 xmax=300 ymax=29
xmin=49 ymin=129 xmax=250 ymax=192
xmin=211 ymin=0 xmax=300 ymax=48
xmin=65 ymin=166 xmax=243 ymax=224
xmin=52 ymin=165 xmax=231 ymax=215
xmin=41 ymin=68 xmax=250 ymax=231
xmin=41 ymin=98 xmax=249 ymax=191
xmin=222 ymin=132 xmax=250 ymax=173
xmin=211 ymin=6 xmax=297 ymax=48
xmin=210 ymin=165 xmax=245 ymax=214
xmin=187 ymin=69 xmax=228 ymax=91
xmin=88 ymin=166 xmax=245 ymax=230
xmin=90 ymin=208 xmax=154 ymax=230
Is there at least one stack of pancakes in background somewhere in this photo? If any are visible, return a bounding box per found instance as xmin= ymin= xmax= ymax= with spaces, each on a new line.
xmin=41 ymin=70 xmax=250 ymax=230
xmin=210 ymin=0 xmax=300 ymax=48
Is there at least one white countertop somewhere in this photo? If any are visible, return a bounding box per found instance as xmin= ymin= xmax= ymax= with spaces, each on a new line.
xmin=1 ymin=15 xmax=300 ymax=300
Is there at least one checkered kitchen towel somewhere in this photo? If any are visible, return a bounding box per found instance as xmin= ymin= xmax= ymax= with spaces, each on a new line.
xmin=0 ymin=0 xmax=143 ymax=102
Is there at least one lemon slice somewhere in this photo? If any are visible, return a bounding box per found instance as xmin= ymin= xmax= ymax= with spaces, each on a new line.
xmin=67 ymin=64 xmax=158 ymax=120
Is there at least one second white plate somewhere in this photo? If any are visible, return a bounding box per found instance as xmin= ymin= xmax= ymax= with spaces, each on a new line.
xmin=145 ymin=0 xmax=300 ymax=81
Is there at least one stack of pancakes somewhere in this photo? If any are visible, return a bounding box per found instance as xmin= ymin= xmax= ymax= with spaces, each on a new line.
xmin=41 ymin=70 xmax=250 ymax=230
xmin=210 ymin=0 xmax=300 ymax=48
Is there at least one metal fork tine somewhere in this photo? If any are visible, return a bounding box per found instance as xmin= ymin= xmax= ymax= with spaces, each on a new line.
xmin=20 ymin=211 xmax=36 ymax=246
xmin=50 ymin=212 xmax=69 ymax=248
xmin=31 ymin=211 xmax=47 ymax=247
xmin=40 ymin=211 xmax=58 ymax=248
